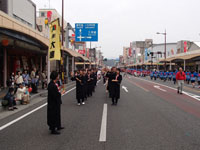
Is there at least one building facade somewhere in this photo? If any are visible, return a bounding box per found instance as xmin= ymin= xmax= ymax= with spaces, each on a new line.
xmin=0 ymin=0 xmax=36 ymax=28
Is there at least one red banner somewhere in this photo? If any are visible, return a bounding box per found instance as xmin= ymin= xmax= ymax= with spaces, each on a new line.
xmin=129 ymin=48 xmax=132 ymax=56
xmin=184 ymin=41 xmax=187 ymax=53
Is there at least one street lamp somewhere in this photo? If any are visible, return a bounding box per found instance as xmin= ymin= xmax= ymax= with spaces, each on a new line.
xmin=156 ymin=30 xmax=167 ymax=71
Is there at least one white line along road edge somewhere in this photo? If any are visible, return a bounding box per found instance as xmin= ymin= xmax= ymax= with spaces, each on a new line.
xmin=0 ymin=87 xmax=76 ymax=131
xmin=99 ymin=103 xmax=108 ymax=142
xmin=154 ymin=85 xmax=166 ymax=92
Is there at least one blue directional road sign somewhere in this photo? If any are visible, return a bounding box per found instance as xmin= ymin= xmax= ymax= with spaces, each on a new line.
xmin=75 ymin=23 xmax=98 ymax=42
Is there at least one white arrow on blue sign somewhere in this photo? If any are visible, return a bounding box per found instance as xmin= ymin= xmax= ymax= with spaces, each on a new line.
xmin=75 ymin=23 xmax=98 ymax=42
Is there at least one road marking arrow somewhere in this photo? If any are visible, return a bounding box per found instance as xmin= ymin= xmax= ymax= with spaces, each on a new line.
xmin=122 ymin=86 xmax=128 ymax=92
xmin=154 ymin=85 xmax=166 ymax=92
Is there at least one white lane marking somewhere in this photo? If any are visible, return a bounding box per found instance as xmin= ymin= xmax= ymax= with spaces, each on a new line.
xmin=133 ymin=77 xmax=200 ymax=102
xmin=0 ymin=87 xmax=76 ymax=131
xmin=154 ymin=85 xmax=166 ymax=92
xmin=62 ymin=87 xmax=76 ymax=96
xmin=122 ymin=86 xmax=128 ymax=92
xmin=99 ymin=104 xmax=107 ymax=142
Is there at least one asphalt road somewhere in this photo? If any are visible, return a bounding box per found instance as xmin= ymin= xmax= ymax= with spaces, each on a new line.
xmin=1 ymin=77 xmax=200 ymax=150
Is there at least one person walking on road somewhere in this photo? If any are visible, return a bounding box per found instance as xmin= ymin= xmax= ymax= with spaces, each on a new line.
xmin=176 ymin=67 xmax=186 ymax=94
xmin=71 ymin=70 xmax=85 ymax=106
xmin=111 ymin=68 xmax=122 ymax=105
xmin=47 ymin=71 xmax=64 ymax=135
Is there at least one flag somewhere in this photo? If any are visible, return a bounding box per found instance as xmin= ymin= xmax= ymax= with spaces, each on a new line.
xmin=49 ymin=18 xmax=61 ymax=61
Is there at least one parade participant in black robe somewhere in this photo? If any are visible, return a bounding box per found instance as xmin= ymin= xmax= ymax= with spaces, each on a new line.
xmin=87 ymin=70 xmax=93 ymax=97
xmin=71 ymin=70 xmax=85 ymax=105
xmin=82 ymin=69 xmax=88 ymax=100
xmin=91 ymin=69 xmax=95 ymax=92
xmin=94 ymin=69 xmax=98 ymax=87
xmin=111 ymin=68 xmax=122 ymax=105
xmin=107 ymin=67 xmax=116 ymax=98
xmin=47 ymin=71 xmax=64 ymax=135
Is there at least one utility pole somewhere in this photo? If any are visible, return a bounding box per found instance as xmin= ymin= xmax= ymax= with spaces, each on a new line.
xmin=61 ymin=0 xmax=64 ymax=81
xmin=157 ymin=30 xmax=167 ymax=71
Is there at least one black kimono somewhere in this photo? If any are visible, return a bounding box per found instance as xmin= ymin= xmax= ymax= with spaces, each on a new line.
xmin=90 ymin=73 xmax=95 ymax=92
xmin=71 ymin=75 xmax=85 ymax=103
xmin=47 ymin=81 xmax=62 ymax=131
xmin=94 ymin=72 xmax=97 ymax=87
xmin=107 ymin=72 xmax=116 ymax=97
xmin=87 ymin=74 xmax=93 ymax=97
xmin=83 ymin=75 xmax=88 ymax=100
xmin=111 ymin=74 xmax=122 ymax=104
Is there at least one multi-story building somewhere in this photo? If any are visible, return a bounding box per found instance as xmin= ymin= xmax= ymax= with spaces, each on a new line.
xmin=36 ymin=9 xmax=67 ymax=39
xmin=96 ymin=50 xmax=103 ymax=67
xmin=177 ymin=40 xmax=200 ymax=54
xmin=123 ymin=47 xmax=129 ymax=65
xmin=0 ymin=0 xmax=36 ymax=28
xmin=119 ymin=55 xmax=124 ymax=65
xmin=131 ymin=39 xmax=153 ymax=64
xmin=145 ymin=43 xmax=177 ymax=63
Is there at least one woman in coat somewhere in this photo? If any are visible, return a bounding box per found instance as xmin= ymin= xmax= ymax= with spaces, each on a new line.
xmin=47 ymin=71 xmax=64 ymax=135
xmin=111 ymin=68 xmax=122 ymax=105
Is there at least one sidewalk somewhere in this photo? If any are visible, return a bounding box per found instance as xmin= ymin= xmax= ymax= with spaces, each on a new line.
xmin=0 ymin=81 xmax=75 ymax=120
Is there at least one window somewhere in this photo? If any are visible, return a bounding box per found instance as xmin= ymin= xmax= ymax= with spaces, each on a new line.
xmin=41 ymin=12 xmax=45 ymax=17
xmin=38 ymin=25 xmax=43 ymax=32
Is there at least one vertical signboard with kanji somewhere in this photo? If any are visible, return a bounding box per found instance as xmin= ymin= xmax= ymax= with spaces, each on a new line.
xmin=49 ymin=18 xmax=61 ymax=61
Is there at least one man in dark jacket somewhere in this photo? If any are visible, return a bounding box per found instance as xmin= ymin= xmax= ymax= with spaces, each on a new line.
xmin=47 ymin=71 xmax=64 ymax=135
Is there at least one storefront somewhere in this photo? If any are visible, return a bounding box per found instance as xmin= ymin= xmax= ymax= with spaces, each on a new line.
xmin=0 ymin=28 xmax=48 ymax=88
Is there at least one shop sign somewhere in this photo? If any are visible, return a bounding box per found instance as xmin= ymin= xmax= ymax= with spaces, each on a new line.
xmin=49 ymin=18 xmax=61 ymax=61
xmin=78 ymin=50 xmax=86 ymax=55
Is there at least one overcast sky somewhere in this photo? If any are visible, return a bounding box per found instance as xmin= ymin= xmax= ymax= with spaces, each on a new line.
xmin=32 ymin=0 xmax=200 ymax=59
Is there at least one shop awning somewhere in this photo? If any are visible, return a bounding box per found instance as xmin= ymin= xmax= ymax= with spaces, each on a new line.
xmin=159 ymin=49 xmax=200 ymax=62
xmin=0 ymin=11 xmax=49 ymax=48
xmin=62 ymin=47 xmax=90 ymax=62
xmin=75 ymin=62 xmax=95 ymax=65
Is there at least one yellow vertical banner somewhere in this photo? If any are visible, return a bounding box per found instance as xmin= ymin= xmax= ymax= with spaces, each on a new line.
xmin=49 ymin=18 xmax=61 ymax=61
